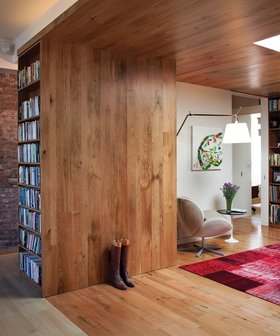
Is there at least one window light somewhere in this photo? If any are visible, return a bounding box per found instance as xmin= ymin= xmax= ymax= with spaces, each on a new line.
xmin=254 ymin=34 xmax=280 ymax=53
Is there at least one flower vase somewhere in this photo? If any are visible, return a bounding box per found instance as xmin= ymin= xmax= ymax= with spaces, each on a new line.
xmin=226 ymin=197 xmax=233 ymax=213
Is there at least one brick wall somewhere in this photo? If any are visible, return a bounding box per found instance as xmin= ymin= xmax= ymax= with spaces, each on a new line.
xmin=0 ymin=69 xmax=18 ymax=249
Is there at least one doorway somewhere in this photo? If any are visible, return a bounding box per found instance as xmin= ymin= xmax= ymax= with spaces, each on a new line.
xmin=232 ymin=94 xmax=262 ymax=221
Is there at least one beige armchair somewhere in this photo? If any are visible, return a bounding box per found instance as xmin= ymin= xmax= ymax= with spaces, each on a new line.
xmin=177 ymin=197 xmax=232 ymax=256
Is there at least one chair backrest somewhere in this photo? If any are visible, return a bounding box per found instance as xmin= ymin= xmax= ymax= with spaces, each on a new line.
xmin=177 ymin=197 xmax=204 ymax=239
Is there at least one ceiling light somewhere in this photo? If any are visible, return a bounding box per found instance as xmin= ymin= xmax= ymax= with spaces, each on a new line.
xmin=0 ymin=39 xmax=14 ymax=55
xmin=254 ymin=34 xmax=280 ymax=53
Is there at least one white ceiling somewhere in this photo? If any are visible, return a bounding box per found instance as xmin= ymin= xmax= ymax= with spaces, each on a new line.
xmin=0 ymin=0 xmax=58 ymax=40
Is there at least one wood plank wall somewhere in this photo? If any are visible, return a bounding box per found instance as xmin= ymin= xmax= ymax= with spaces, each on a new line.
xmin=40 ymin=39 xmax=176 ymax=297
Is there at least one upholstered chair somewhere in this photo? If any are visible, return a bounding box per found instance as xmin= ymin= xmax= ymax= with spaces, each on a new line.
xmin=177 ymin=197 xmax=232 ymax=256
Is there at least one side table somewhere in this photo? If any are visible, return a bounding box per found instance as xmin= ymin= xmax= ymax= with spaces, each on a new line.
xmin=217 ymin=209 xmax=247 ymax=243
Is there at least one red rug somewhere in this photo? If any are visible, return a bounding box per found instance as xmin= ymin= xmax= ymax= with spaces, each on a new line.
xmin=180 ymin=243 xmax=280 ymax=305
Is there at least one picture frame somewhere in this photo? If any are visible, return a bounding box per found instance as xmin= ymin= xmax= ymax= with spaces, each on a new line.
xmin=273 ymin=171 xmax=280 ymax=183
xmin=192 ymin=126 xmax=223 ymax=171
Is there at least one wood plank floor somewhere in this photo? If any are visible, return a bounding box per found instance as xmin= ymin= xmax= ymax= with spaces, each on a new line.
xmin=48 ymin=215 xmax=280 ymax=336
xmin=1 ymin=213 xmax=280 ymax=335
xmin=0 ymin=253 xmax=85 ymax=335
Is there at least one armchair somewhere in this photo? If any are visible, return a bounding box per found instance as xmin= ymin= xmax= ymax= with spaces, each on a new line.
xmin=177 ymin=197 xmax=232 ymax=256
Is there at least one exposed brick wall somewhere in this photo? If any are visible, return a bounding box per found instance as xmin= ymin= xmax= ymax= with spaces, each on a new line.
xmin=0 ymin=69 xmax=18 ymax=249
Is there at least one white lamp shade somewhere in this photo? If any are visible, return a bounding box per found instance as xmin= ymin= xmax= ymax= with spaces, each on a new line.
xmin=222 ymin=122 xmax=251 ymax=144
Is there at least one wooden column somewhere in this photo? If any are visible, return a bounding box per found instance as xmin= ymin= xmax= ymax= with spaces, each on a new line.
xmin=41 ymin=40 xmax=176 ymax=296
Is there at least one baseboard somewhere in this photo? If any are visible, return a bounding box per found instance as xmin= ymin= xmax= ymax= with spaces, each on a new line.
xmin=0 ymin=247 xmax=18 ymax=255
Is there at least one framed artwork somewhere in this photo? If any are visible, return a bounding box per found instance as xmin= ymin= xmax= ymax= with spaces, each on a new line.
xmin=192 ymin=126 xmax=223 ymax=171
xmin=273 ymin=171 xmax=280 ymax=183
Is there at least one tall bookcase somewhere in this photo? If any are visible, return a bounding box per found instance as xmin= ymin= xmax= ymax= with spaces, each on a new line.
xmin=268 ymin=96 xmax=280 ymax=228
xmin=17 ymin=42 xmax=42 ymax=293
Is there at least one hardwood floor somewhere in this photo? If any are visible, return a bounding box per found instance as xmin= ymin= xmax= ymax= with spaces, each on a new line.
xmin=48 ymin=215 xmax=280 ymax=336
xmin=1 ymin=215 xmax=280 ymax=335
xmin=0 ymin=253 xmax=85 ymax=335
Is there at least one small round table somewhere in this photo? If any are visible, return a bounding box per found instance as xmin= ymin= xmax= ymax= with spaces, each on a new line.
xmin=217 ymin=209 xmax=247 ymax=243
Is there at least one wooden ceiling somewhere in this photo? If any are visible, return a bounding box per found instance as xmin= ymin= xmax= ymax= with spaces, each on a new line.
xmin=28 ymin=0 xmax=280 ymax=97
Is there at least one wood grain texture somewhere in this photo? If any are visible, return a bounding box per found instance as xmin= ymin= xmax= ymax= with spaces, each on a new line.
xmin=48 ymin=216 xmax=280 ymax=336
xmin=41 ymin=41 xmax=176 ymax=296
xmin=19 ymin=0 xmax=280 ymax=97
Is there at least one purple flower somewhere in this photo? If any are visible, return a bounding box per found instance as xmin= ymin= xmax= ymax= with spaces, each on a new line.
xmin=220 ymin=182 xmax=240 ymax=199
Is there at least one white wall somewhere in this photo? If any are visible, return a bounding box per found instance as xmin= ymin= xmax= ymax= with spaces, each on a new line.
xmin=251 ymin=113 xmax=261 ymax=186
xmin=260 ymin=97 xmax=268 ymax=225
xmin=0 ymin=56 xmax=17 ymax=70
xmin=232 ymin=114 xmax=251 ymax=212
xmin=14 ymin=0 xmax=78 ymax=61
xmin=177 ymin=82 xmax=232 ymax=210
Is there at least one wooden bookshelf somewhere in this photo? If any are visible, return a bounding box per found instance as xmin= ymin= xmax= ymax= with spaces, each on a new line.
xmin=19 ymin=270 xmax=42 ymax=295
xmin=18 ymin=205 xmax=41 ymax=213
xmin=18 ymin=183 xmax=40 ymax=190
xmin=18 ymin=41 xmax=42 ymax=293
xmin=18 ymin=162 xmax=40 ymax=166
xmin=18 ymin=224 xmax=41 ymax=236
xmin=268 ymin=97 xmax=280 ymax=228
xmin=18 ymin=139 xmax=40 ymax=145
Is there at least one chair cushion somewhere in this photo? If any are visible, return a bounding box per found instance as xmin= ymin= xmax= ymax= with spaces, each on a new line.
xmin=195 ymin=217 xmax=232 ymax=237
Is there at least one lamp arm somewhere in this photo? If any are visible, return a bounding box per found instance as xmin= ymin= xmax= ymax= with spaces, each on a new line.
xmin=232 ymin=106 xmax=243 ymax=123
xmin=176 ymin=111 xmax=233 ymax=137
xmin=176 ymin=112 xmax=191 ymax=136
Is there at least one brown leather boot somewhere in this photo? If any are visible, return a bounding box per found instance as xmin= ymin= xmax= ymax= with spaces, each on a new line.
xmin=120 ymin=239 xmax=135 ymax=287
xmin=110 ymin=240 xmax=127 ymax=290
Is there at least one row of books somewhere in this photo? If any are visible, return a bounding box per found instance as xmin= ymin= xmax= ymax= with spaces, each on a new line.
xmin=18 ymin=60 xmax=40 ymax=89
xmin=269 ymin=98 xmax=280 ymax=112
xmin=19 ymin=229 xmax=41 ymax=255
xmin=19 ymin=252 xmax=41 ymax=285
xmin=269 ymin=204 xmax=280 ymax=224
xmin=19 ymin=187 xmax=41 ymax=210
xmin=19 ymin=166 xmax=40 ymax=186
xmin=19 ymin=96 xmax=40 ymax=120
xmin=269 ymin=185 xmax=280 ymax=202
xmin=18 ymin=144 xmax=40 ymax=163
xmin=269 ymin=153 xmax=280 ymax=166
xmin=19 ymin=207 xmax=41 ymax=233
xmin=18 ymin=120 xmax=40 ymax=142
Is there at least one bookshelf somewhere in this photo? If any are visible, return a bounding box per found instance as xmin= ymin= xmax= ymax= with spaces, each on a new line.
xmin=268 ymin=97 xmax=280 ymax=228
xmin=17 ymin=42 xmax=42 ymax=292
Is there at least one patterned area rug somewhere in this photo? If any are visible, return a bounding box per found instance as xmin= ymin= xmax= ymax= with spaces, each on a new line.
xmin=180 ymin=243 xmax=280 ymax=305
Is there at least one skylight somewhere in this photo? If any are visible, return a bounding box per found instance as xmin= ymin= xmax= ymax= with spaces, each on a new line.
xmin=254 ymin=34 xmax=280 ymax=53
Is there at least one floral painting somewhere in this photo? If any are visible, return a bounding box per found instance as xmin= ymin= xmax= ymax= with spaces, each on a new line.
xmin=192 ymin=126 xmax=223 ymax=171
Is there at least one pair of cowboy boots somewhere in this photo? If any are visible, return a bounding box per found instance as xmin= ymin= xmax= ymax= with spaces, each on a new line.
xmin=110 ymin=238 xmax=135 ymax=290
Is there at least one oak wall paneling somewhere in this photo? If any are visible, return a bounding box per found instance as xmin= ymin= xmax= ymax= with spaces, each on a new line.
xmin=41 ymin=39 xmax=176 ymax=296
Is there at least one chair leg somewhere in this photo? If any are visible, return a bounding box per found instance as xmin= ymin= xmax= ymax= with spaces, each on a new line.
xmin=204 ymin=247 xmax=224 ymax=256
xmin=180 ymin=237 xmax=225 ymax=257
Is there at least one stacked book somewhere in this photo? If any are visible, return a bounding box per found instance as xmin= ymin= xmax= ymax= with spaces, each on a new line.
xmin=19 ymin=187 xmax=41 ymax=210
xmin=270 ymin=204 xmax=280 ymax=224
xmin=269 ymin=153 xmax=280 ymax=166
xmin=19 ymin=229 xmax=41 ymax=255
xmin=269 ymin=185 xmax=280 ymax=202
xmin=18 ymin=166 xmax=40 ymax=186
xmin=19 ymin=207 xmax=41 ymax=233
xmin=19 ymin=252 xmax=41 ymax=285
xmin=18 ymin=144 xmax=40 ymax=163
xmin=19 ymin=96 xmax=40 ymax=120
xmin=18 ymin=120 xmax=40 ymax=141
xmin=269 ymin=98 xmax=280 ymax=112
xmin=18 ymin=60 xmax=40 ymax=89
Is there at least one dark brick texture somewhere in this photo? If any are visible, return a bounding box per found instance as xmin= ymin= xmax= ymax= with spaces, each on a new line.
xmin=0 ymin=70 xmax=18 ymax=249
